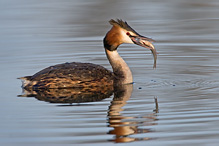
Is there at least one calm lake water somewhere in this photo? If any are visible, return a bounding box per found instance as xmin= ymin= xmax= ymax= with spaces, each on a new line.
xmin=1 ymin=0 xmax=219 ymax=145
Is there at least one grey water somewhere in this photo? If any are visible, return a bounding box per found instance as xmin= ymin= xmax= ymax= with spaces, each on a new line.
xmin=1 ymin=0 xmax=219 ymax=145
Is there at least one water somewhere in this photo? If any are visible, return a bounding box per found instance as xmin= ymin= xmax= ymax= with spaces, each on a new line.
xmin=1 ymin=0 xmax=219 ymax=145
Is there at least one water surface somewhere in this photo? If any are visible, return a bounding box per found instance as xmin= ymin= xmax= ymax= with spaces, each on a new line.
xmin=1 ymin=0 xmax=219 ymax=145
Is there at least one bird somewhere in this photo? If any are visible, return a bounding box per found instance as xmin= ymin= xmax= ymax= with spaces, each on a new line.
xmin=19 ymin=19 xmax=157 ymax=90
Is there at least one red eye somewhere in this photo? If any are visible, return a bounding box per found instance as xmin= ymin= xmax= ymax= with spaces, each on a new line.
xmin=126 ymin=32 xmax=130 ymax=36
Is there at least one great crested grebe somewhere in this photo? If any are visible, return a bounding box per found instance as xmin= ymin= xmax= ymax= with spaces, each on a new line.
xmin=19 ymin=19 xmax=157 ymax=89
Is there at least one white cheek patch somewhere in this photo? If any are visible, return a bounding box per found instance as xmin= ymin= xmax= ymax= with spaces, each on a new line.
xmin=120 ymin=30 xmax=134 ymax=44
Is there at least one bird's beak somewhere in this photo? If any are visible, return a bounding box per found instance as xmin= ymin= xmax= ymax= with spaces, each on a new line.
xmin=130 ymin=35 xmax=157 ymax=68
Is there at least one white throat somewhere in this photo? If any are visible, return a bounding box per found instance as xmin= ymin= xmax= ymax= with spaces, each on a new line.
xmin=105 ymin=49 xmax=133 ymax=84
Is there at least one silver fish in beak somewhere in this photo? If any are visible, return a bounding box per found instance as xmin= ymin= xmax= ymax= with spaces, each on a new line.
xmin=130 ymin=35 xmax=157 ymax=69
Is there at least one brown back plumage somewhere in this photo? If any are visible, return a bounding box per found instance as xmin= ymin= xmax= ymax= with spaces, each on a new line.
xmin=21 ymin=62 xmax=114 ymax=89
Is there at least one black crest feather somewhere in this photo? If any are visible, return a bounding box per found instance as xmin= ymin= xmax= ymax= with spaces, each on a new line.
xmin=109 ymin=19 xmax=139 ymax=35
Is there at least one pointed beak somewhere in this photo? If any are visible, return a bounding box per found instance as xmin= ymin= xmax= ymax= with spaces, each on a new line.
xmin=130 ymin=35 xmax=157 ymax=68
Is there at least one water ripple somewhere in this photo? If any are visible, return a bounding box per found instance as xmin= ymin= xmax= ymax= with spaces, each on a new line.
xmin=144 ymin=78 xmax=219 ymax=90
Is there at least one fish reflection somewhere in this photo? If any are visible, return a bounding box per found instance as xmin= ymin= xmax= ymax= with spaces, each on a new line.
xmin=107 ymin=84 xmax=158 ymax=143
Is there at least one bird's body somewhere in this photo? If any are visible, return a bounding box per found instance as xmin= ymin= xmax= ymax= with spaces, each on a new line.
xmin=19 ymin=19 xmax=157 ymax=90
xmin=20 ymin=62 xmax=114 ymax=90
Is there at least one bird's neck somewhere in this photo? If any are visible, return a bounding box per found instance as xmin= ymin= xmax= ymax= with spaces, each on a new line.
xmin=105 ymin=49 xmax=133 ymax=84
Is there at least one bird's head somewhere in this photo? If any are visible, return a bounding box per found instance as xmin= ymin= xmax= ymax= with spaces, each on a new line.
xmin=104 ymin=19 xmax=157 ymax=68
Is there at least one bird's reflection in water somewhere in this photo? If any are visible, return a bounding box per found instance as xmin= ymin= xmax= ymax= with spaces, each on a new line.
xmin=107 ymin=84 xmax=158 ymax=143
xmin=18 ymin=84 xmax=158 ymax=143
xmin=18 ymin=85 xmax=114 ymax=104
